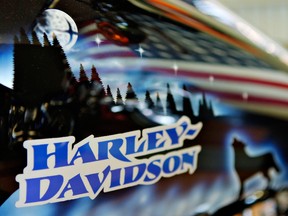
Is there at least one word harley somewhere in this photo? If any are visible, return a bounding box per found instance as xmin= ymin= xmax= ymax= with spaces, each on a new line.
xmin=16 ymin=116 xmax=202 ymax=207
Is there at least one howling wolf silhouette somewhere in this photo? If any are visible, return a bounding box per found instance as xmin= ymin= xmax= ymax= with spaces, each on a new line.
xmin=232 ymin=138 xmax=280 ymax=198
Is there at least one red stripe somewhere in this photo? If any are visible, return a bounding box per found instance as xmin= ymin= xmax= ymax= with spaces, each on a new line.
xmin=89 ymin=51 xmax=136 ymax=59
xmin=144 ymin=67 xmax=288 ymax=90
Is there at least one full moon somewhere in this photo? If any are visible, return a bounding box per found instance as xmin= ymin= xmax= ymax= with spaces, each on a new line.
xmin=34 ymin=9 xmax=78 ymax=50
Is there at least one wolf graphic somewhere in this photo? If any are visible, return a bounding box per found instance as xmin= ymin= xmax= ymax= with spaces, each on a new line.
xmin=232 ymin=138 xmax=280 ymax=198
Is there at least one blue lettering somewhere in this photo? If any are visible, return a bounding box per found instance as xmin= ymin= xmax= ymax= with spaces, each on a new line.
xmin=69 ymin=143 xmax=97 ymax=165
xmin=110 ymin=168 xmax=122 ymax=188
xmin=163 ymin=156 xmax=180 ymax=174
xmin=166 ymin=121 xmax=188 ymax=145
xmin=147 ymin=130 xmax=166 ymax=151
xmin=25 ymin=175 xmax=63 ymax=203
xmin=181 ymin=151 xmax=197 ymax=174
xmin=16 ymin=117 xmax=202 ymax=207
xmin=124 ymin=163 xmax=146 ymax=184
xmin=98 ymin=138 xmax=130 ymax=162
xmin=144 ymin=159 xmax=161 ymax=182
xmin=32 ymin=141 xmax=70 ymax=170
xmin=125 ymin=135 xmax=144 ymax=155
xmin=85 ymin=166 xmax=110 ymax=194
xmin=58 ymin=174 xmax=88 ymax=198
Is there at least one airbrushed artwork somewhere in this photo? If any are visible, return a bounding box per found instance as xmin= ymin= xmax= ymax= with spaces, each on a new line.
xmin=16 ymin=117 xmax=202 ymax=207
xmin=0 ymin=0 xmax=288 ymax=216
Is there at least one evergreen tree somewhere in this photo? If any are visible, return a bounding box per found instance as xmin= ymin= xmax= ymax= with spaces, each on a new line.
xmin=31 ymin=31 xmax=41 ymax=45
xmin=166 ymin=83 xmax=177 ymax=114
xmin=182 ymin=84 xmax=194 ymax=118
xmin=79 ymin=64 xmax=89 ymax=83
xmin=154 ymin=92 xmax=164 ymax=113
xmin=43 ymin=33 xmax=51 ymax=46
xmin=198 ymin=93 xmax=214 ymax=118
xmin=90 ymin=65 xmax=105 ymax=97
xmin=125 ymin=82 xmax=138 ymax=101
xmin=52 ymin=34 xmax=72 ymax=75
xmin=106 ymin=85 xmax=113 ymax=97
xmin=106 ymin=85 xmax=115 ymax=105
xmin=209 ymin=100 xmax=214 ymax=117
xmin=145 ymin=90 xmax=154 ymax=109
xmin=13 ymin=30 xmax=69 ymax=106
xmin=52 ymin=34 xmax=61 ymax=47
xmin=91 ymin=65 xmax=103 ymax=85
xmin=116 ymin=88 xmax=124 ymax=105
xmin=198 ymin=94 xmax=205 ymax=118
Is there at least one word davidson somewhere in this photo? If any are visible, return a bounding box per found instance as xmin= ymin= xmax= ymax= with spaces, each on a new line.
xmin=16 ymin=116 xmax=202 ymax=207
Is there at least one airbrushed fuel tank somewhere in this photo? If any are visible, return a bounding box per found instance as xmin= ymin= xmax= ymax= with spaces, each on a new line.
xmin=1 ymin=1 xmax=288 ymax=215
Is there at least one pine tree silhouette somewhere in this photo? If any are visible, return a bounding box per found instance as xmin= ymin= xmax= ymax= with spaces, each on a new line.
xmin=79 ymin=64 xmax=89 ymax=83
xmin=106 ymin=85 xmax=115 ymax=105
xmin=124 ymin=83 xmax=138 ymax=108
xmin=182 ymin=84 xmax=194 ymax=118
xmin=209 ymin=100 xmax=214 ymax=117
xmin=125 ymin=82 xmax=138 ymax=102
xmin=166 ymin=83 xmax=177 ymax=114
xmin=91 ymin=65 xmax=103 ymax=85
xmin=13 ymin=30 xmax=69 ymax=106
xmin=145 ymin=90 xmax=154 ymax=109
xmin=106 ymin=85 xmax=113 ymax=97
xmin=52 ymin=34 xmax=72 ymax=74
xmin=90 ymin=65 xmax=105 ymax=97
xmin=116 ymin=88 xmax=124 ymax=105
xmin=31 ymin=31 xmax=41 ymax=46
xmin=198 ymin=93 xmax=214 ymax=118
xmin=43 ymin=33 xmax=51 ymax=46
xmin=52 ymin=34 xmax=61 ymax=47
xmin=154 ymin=92 xmax=164 ymax=113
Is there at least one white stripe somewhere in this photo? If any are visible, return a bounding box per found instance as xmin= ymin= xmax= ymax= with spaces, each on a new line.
xmin=145 ymin=59 xmax=288 ymax=83
xmin=184 ymin=77 xmax=288 ymax=101
xmin=70 ymin=45 xmax=133 ymax=59
xmin=90 ymin=58 xmax=288 ymax=84
xmin=223 ymin=100 xmax=288 ymax=119
xmin=81 ymin=57 xmax=288 ymax=101
xmin=79 ymin=23 xmax=97 ymax=34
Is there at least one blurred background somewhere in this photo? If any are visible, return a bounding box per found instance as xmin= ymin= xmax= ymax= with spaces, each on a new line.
xmin=218 ymin=0 xmax=288 ymax=48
